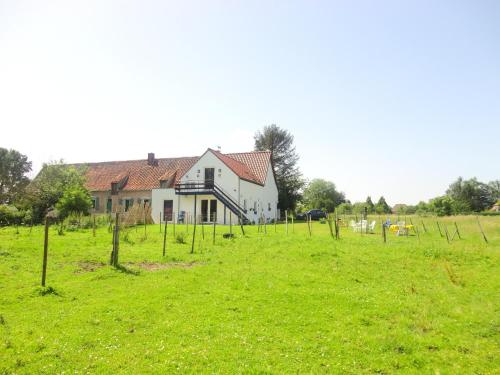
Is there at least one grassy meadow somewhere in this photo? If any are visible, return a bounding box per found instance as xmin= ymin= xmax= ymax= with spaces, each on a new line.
xmin=0 ymin=215 xmax=499 ymax=374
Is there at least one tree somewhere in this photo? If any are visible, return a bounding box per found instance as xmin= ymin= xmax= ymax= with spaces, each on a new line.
xmin=302 ymin=179 xmax=345 ymax=212
xmin=22 ymin=161 xmax=88 ymax=223
xmin=488 ymin=180 xmax=500 ymax=202
xmin=56 ymin=186 xmax=92 ymax=219
xmin=365 ymin=196 xmax=375 ymax=213
xmin=336 ymin=202 xmax=352 ymax=215
xmin=254 ymin=124 xmax=305 ymax=210
xmin=0 ymin=148 xmax=32 ymax=204
xmin=446 ymin=177 xmax=495 ymax=213
xmin=375 ymin=196 xmax=391 ymax=214
xmin=429 ymin=196 xmax=454 ymax=216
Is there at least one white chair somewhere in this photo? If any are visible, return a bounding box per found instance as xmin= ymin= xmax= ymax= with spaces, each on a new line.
xmin=396 ymin=222 xmax=407 ymax=236
xmin=369 ymin=221 xmax=376 ymax=232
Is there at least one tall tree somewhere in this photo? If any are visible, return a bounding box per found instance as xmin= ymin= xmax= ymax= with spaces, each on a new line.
xmin=254 ymin=124 xmax=304 ymax=209
xmin=365 ymin=196 xmax=375 ymax=213
xmin=302 ymin=179 xmax=345 ymax=212
xmin=0 ymin=148 xmax=32 ymax=204
xmin=375 ymin=196 xmax=391 ymax=214
xmin=446 ymin=177 xmax=495 ymax=213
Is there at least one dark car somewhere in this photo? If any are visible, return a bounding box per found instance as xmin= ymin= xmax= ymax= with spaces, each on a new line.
xmin=296 ymin=209 xmax=327 ymax=221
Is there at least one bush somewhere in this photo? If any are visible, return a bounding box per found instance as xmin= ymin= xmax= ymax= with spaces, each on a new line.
xmin=175 ymin=232 xmax=187 ymax=244
xmin=0 ymin=205 xmax=24 ymax=226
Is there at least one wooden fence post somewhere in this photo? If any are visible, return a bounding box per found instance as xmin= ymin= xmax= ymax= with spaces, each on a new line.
xmin=92 ymin=214 xmax=96 ymax=237
xmin=444 ymin=225 xmax=450 ymax=244
xmin=421 ymin=220 xmax=427 ymax=233
xmin=240 ymin=212 xmax=245 ymax=235
xmin=191 ymin=197 xmax=197 ymax=254
xmin=327 ymin=215 xmax=334 ymax=238
xmin=436 ymin=221 xmax=443 ymax=237
xmin=41 ymin=216 xmax=50 ymax=286
xmin=291 ymin=215 xmax=294 ymax=234
xmin=476 ymin=216 xmax=488 ymax=243
xmin=162 ymin=216 xmax=168 ymax=257
xmin=111 ymin=213 xmax=120 ymax=267
xmin=454 ymin=222 xmax=462 ymax=240
xmin=307 ymin=214 xmax=312 ymax=237
xmin=382 ymin=222 xmax=386 ymax=243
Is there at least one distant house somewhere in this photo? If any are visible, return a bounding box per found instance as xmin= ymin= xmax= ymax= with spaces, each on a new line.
xmin=81 ymin=149 xmax=278 ymax=224
xmin=491 ymin=202 xmax=500 ymax=212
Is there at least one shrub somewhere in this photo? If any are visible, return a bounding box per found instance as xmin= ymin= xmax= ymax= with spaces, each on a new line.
xmin=175 ymin=232 xmax=187 ymax=244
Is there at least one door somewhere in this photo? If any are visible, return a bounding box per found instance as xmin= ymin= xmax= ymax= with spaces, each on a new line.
xmin=210 ymin=199 xmax=217 ymax=222
xmin=201 ymin=199 xmax=209 ymax=222
xmin=204 ymin=168 xmax=214 ymax=189
xmin=163 ymin=200 xmax=173 ymax=221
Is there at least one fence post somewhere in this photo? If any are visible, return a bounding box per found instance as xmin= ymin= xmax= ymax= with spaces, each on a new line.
xmin=191 ymin=197 xmax=197 ymax=254
xmin=162 ymin=216 xmax=168 ymax=257
xmin=436 ymin=221 xmax=443 ymax=237
xmin=382 ymin=222 xmax=386 ymax=243
xmin=454 ymin=222 xmax=461 ymax=240
xmin=238 ymin=212 xmax=245 ymax=235
xmin=92 ymin=214 xmax=96 ymax=237
xmin=41 ymin=216 xmax=50 ymax=286
xmin=285 ymin=210 xmax=288 ymax=235
xmin=476 ymin=216 xmax=488 ymax=243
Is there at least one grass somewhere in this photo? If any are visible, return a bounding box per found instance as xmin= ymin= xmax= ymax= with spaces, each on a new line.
xmin=0 ymin=216 xmax=499 ymax=374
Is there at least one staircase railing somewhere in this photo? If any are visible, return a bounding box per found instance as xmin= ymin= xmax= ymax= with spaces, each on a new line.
xmin=174 ymin=181 xmax=248 ymax=219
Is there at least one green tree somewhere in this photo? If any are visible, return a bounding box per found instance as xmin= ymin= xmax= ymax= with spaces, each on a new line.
xmin=488 ymin=180 xmax=500 ymax=202
xmin=365 ymin=196 xmax=375 ymax=213
xmin=56 ymin=186 xmax=92 ymax=219
xmin=302 ymin=179 xmax=345 ymax=212
xmin=429 ymin=196 xmax=454 ymax=216
xmin=0 ymin=148 xmax=32 ymax=204
xmin=22 ymin=161 xmax=88 ymax=222
xmin=336 ymin=202 xmax=352 ymax=215
xmin=446 ymin=177 xmax=495 ymax=213
xmin=375 ymin=196 xmax=391 ymax=214
xmin=254 ymin=124 xmax=305 ymax=210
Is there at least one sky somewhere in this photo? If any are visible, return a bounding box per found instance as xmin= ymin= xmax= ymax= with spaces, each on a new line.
xmin=1 ymin=0 xmax=499 ymax=205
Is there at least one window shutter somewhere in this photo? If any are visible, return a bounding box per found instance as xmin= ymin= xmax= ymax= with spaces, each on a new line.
xmin=95 ymin=197 xmax=100 ymax=210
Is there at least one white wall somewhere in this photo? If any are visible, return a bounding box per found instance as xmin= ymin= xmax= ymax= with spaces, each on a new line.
xmin=239 ymin=163 xmax=278 ymax=223
xmin=151 ymin=150 xmax=278 ymax=224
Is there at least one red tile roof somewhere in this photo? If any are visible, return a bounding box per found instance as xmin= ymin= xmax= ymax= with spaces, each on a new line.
xmin=213 ymin=150 xmax=272 ymax=186
xmin=81 ymin=157 xmax=198 ymax=191
xmin=79 ymin=150 xmax=273 ymax=192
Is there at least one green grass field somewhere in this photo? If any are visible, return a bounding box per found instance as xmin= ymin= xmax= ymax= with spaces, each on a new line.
xmin=1 ymin=216 xmax=499 ymax=374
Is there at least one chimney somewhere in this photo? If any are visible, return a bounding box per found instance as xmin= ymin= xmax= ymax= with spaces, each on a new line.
xmin=147 ymin=152 xmax=155 ymax=166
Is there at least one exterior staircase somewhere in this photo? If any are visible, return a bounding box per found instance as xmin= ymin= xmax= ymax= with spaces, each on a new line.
xmin=174 ymin=181 xmax=249 ymax=223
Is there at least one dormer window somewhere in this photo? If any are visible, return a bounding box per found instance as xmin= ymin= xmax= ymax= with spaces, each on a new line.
xmin=160 ymin=180 xmax=168 ymax=188
xmin=111 ymin=183 xmax=118 ymax=195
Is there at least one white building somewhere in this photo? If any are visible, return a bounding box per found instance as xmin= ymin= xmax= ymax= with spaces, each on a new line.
xmin=151 ymin=149 xmax=279 ymax=224
xmin=81 ymin=148 xmax=278 ymax=225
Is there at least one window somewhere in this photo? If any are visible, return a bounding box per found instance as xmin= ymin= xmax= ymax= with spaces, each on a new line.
xmin=91 ymin=197 xmax=97 ymax=209
xmin=160 ymin=180 xmax=168 ymax=188
xmin=106 ymin=198 xmax=112 ymax=213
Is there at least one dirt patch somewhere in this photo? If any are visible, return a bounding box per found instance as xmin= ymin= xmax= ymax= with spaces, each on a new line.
xmin=128 ymin=261 xmax=200 ymax=271
xmin=75 ymin=261 xmax=106 ymax=273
